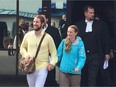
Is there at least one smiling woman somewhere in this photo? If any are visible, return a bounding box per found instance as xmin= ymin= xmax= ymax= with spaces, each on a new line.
xmin=57 ymin=25 xmax=86 ymax=87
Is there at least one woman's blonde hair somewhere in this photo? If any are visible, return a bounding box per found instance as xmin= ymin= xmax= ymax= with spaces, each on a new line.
xmin=65 ymin=25 xmax=79 ymax=52
xmin=65 ymin=37 xmax=72 ymax=52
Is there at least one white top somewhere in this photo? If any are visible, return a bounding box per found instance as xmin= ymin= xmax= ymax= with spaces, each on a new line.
xmin=85 ymin=20 xmax=93 ymax=32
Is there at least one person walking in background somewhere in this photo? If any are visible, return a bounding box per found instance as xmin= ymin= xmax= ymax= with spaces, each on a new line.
xmin=59 ymin=14 xmax=67 ymax=39
xmin=51 ymin=21 xmax=56 ymax=28
xmin=39 ymin=12 xmax=61 ymax=86
xmin=39 ymin=12 xmax=61 ymax=49
xmin=28 ymin=22 xmax=33 ymax=31
xmin=13 ymin=19 xmax=28 ymax=49
xmin=57 ymin=25 xmax=86 ymax=87
xmin=7 ymin=38 xmax=14 ymax=56
xmin=75 ymin=5 xmax=111 ymax=86
xmin=18 ymin=19 xmax=27 ymax=46
xmin=20 ymin=15 xmax=58 ymax=87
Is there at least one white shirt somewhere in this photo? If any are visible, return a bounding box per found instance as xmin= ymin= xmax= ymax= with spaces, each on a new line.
xmin=43 ymin=23 xmax=48 ymax=31
xmin=85 ymin=20 xmax=93 ymax=32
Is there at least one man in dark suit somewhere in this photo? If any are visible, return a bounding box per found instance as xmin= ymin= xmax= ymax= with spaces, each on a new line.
xmin=39 ymin=12 xmax=61 ymax=86
xmin=75 ymin=5 xmax=111 ymax=86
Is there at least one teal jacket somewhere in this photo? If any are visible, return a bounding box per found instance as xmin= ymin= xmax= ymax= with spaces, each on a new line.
xmin=57 ymin=36 xmax=86 ymax=75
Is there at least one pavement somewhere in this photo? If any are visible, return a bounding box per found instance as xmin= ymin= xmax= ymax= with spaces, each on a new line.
xmin=0 ymin=51 xmax=59 ymax=87
xmin=0 ymin=75 xmax=28 ymax=87
xmin=0 ymin=51 xmax=27 ymax=87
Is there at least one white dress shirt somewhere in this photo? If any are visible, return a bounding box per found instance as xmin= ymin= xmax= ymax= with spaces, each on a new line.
xmin=85 ymin=20 xmax=93 ymax=32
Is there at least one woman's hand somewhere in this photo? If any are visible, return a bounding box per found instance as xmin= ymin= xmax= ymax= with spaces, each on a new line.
xmin=75 ymin=68 xmax=79 ymax=72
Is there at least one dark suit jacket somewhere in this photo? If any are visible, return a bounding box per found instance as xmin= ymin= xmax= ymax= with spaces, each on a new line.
xmin=45 ymin=25 xmax=61 ymax=86
xmin=45 ymin=26 xmax=61 ymax=49
xmin=75 ymin=19 xmax=110 ymax=64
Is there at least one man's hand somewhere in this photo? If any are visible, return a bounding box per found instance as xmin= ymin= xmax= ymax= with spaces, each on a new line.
xmin=47 ymin=63 xmax=54 ymax=71
xmin=22 ymin=55 xmax=31 ymax=65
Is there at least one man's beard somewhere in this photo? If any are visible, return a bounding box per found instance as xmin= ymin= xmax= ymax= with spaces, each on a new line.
xmin=33 ymin=26 xmax=41 ymax=31
xmin=90 ymin=16 xmax=94 ymax=21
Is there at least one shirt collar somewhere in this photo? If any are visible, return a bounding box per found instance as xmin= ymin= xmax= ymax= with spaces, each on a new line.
xmin=85 ymin=19 xmax=93 ymax=23
xmin=72 ymin=36 xmax=81 ymax=45
xmin=43 ymin=23 xmax=48 ymax=31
